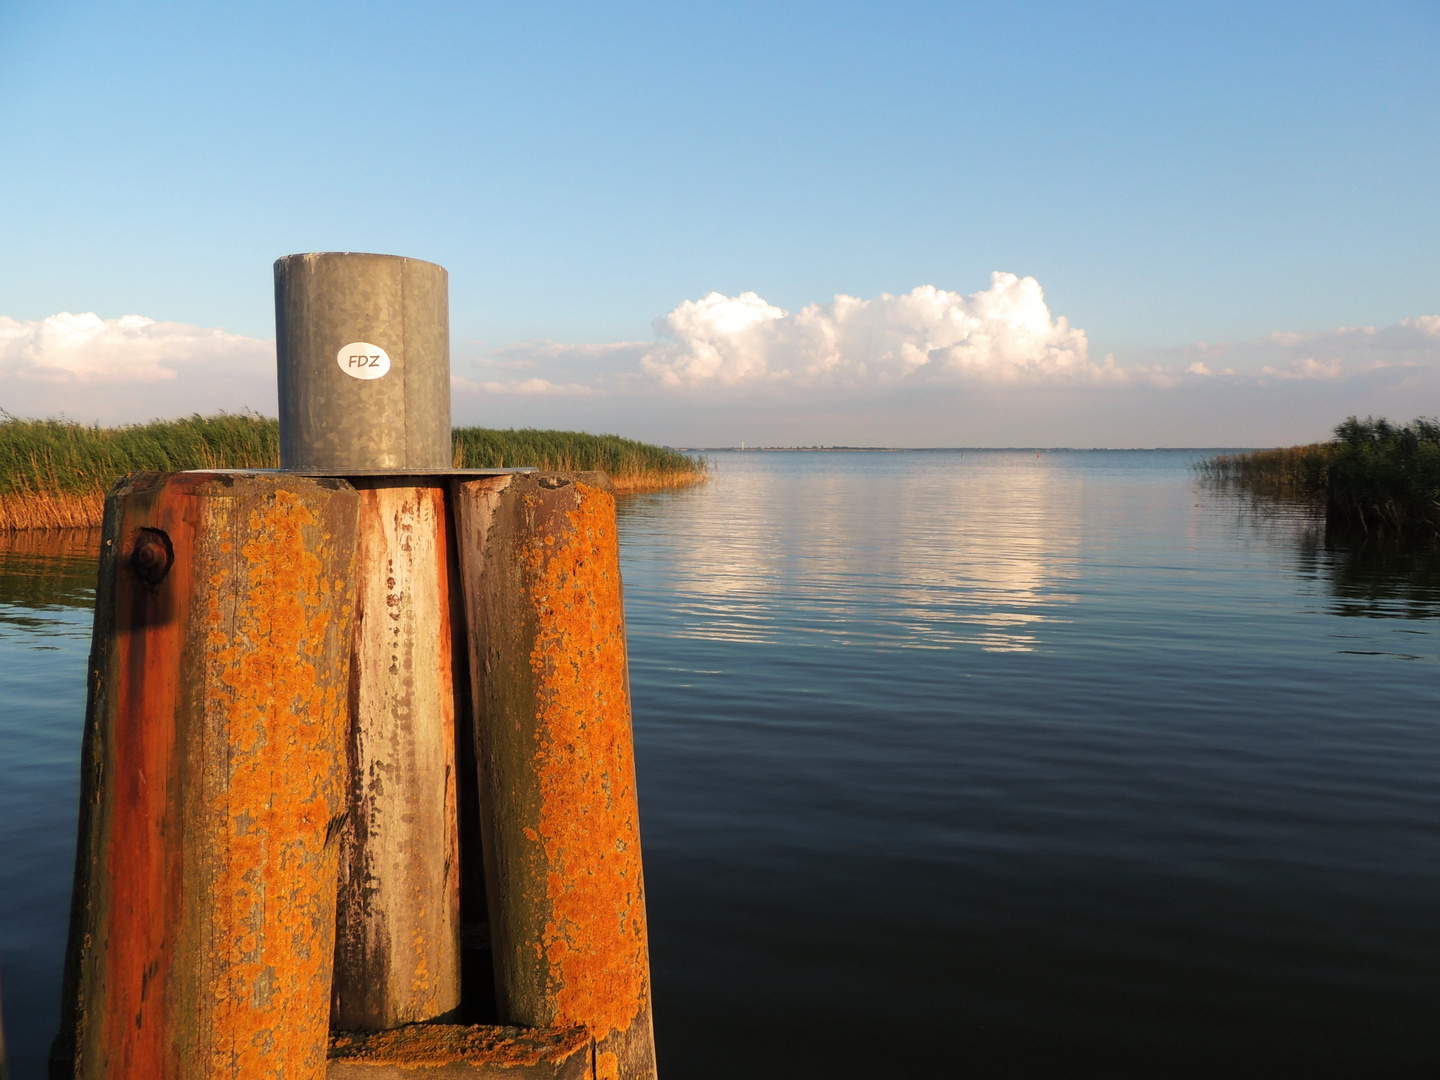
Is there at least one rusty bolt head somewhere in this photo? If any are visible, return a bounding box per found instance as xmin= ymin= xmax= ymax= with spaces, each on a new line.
xmin=131 ymin=528 xmax=174 ymax=586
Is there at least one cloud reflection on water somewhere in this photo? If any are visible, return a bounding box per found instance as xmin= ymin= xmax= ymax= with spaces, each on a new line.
xmin=618 ymin=452 xmax=1081 ymax=654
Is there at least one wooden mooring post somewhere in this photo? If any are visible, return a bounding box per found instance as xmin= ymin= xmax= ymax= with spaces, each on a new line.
xmin=452 ymin=473 xmax=657 ymax=1080
xmin=51 ymin=471 xmax=360 ymax=1079
xmin=51 ymin=253 xmax=658 ymax=1080
xmin=332 ymin=480 xmax=461 ymax=1030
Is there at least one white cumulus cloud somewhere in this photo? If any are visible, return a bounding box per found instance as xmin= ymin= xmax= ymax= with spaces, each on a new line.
xmin=0 ymin=312 xmax=276 ymax=421
xmin=639 ymin=272 xmax=1105 ymax=387
xmin=0 ymin=312 xmax=271 ymax=382
xmin=11 ymin=284 xmax=1440 ymax=439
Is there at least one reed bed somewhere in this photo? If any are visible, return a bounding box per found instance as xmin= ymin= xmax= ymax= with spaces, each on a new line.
xmin=0 ymin=491 xmax=107 ymax=531
xmin=1202 ymin=416 xmax=1440 ymax=536
xmin=0 ymin=415 xmax=706 ymax=529
xmin=1200 ymin=442 xmax=1335 ymax=500
xmin=606 ymin=466 xmax=712 ymax=496
xmin=449 ymin=426 xmax=706 ymax=493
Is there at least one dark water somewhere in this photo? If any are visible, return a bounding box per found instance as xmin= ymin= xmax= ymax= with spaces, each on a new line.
xmin=0 ymin=532 xmax=98 ymax=1079
xmin=3 ymin=451 xmax=1439 ymax=1077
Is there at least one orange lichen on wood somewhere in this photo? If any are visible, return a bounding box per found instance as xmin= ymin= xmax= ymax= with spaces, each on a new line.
xmin=54 ymin=472 xmax=359 ymax=1080
xmin=521 ymin=482 xmax=648 ymax=1042
xmin=203 ymin=488 xmax=352 ymax=1078
xmin=328 ymin=1024 xmax=589 ymax=1067
xmin=452 ymin=472 xmax=657 ymax=1079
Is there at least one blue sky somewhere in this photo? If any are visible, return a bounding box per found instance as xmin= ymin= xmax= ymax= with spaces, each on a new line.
xmin=2 ymin=1 xmax=1437 ymax=445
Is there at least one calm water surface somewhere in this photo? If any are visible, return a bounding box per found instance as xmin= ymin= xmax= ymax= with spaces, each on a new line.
xmin=2 ymin=451 xmax=1438 ymax=1077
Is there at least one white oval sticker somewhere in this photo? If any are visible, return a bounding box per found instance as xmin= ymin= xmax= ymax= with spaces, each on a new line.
xmin=337 ymin=342 xmax=391 ymax=380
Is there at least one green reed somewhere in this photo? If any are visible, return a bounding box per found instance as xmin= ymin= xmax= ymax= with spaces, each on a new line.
xmin=1201 ymin=416 xmax=1440 ymax=536
xmin=0 ymin=414 xmax=280 ymax=496
xmin=0 ymin=413 xmax=704 ymax=497
xmin=450 ymin=426 xmax=703 ymax=479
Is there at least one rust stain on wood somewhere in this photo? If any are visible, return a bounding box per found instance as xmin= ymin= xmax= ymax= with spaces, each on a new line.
xmin=93 ymin=480 xmax=193 ymax=1078
xmin=54 ymin=472 xmax=359 ymax=1080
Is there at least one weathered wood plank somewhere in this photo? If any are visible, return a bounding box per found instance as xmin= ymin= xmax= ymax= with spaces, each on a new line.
xmin=451 ymin=473 xmax=658 ymax=1080
xmin=327 ymin=1024 xmax=589 ymax=1080
xmin=52 ymin=471 xmax=359 ymax=1080
xmin=332 ymin=482 xmax=461 ymax=1030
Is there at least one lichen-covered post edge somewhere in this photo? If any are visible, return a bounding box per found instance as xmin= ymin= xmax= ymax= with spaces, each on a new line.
xmin=451 ymin=471 xmax=659 ymax=1080
xmin=51 ymin=470 xmax=361 ymax=1080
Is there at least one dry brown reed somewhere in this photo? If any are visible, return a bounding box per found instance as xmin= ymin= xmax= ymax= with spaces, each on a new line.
xmin=610 ymin=468 xmax=710 ymax=495
xmin=0 ymin=492 xmax=107 ymax=531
